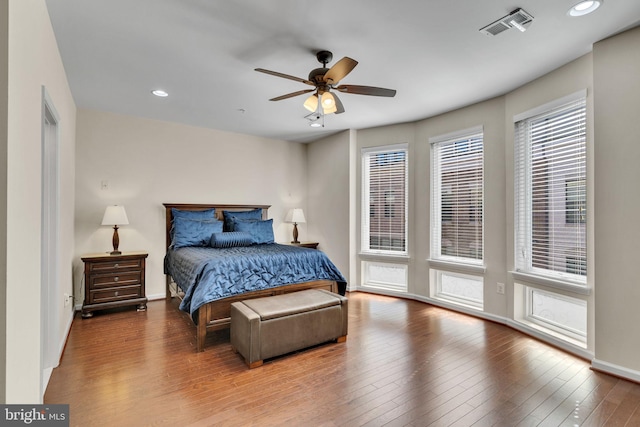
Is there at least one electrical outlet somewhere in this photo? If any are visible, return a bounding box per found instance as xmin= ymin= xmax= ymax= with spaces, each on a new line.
xmin=496 ymin=282 xmax=505 ymax=295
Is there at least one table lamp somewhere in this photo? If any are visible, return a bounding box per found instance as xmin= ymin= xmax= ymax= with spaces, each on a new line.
xmin=102 ymin=205 xmax=129 ymax=255
xmin=285 ymin=208 xmax=306 ymax=244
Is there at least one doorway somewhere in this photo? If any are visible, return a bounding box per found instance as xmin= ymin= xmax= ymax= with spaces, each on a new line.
xmin=41 ymin=88 xmax=60 ymax=398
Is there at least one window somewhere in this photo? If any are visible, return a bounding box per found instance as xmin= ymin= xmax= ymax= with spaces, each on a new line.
xmin=521 ymin=285 xmax=587 ymax=344
xmin=514 ymin=95 xmax=587 ymax=282
xmin=362 ymin=261 xmax=408 ymax=293
xmin=362 ymin=144 xmax=408 ymax=254
xmin=430 ymin=269 xmax=484 ymax=310
xmin=430 ymin=128 xmax=484 ymax=264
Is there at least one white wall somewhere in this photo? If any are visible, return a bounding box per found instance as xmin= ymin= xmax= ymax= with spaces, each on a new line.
xmin=74 ymin=109 xmax=308 ymax=300
xmin=593 ymin=26 xmax=640 ymax=374
xmin=5 ymin=0 xmax=76 ymax=402
xmin=307 ymin=130 xmax=351 ymax=282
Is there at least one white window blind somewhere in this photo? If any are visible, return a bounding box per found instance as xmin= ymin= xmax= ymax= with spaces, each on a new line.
xmin=514 ymin=96 xmax=587 ymax=283
xmin=431 ymin=130 xmax=484 ymax=263
xmin=362 ymin=145 xmax=408 ymax=254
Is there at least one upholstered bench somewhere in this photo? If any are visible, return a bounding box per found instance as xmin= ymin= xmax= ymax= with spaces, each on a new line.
xmin=230 ymin=289 xmax=348 ymax=368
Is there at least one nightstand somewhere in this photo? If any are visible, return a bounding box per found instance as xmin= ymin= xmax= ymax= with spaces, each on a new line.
xmin=81 ymin=251 xmax=148 ymax=318
xmin=290 ymin=242 xmax=319 ymax=249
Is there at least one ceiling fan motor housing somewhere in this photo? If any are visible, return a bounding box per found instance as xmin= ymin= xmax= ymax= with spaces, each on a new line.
xmin=309 ymin=67 xmax=330 ymax=84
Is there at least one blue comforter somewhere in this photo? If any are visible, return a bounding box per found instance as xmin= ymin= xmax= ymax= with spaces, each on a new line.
xmin=164 ymin=243 xmax=347 ymax=322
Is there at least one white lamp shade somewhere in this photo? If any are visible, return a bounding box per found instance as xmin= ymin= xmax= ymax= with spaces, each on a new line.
xmin=321 ymin=92 xmax=337 ymax=114
xmin=303 ymin=94 xmax=318 ymax=112
xmin=101 ymin=205 xmax=129 ymax=226
xmin=285 ymin=208 xmax=306 ymax=224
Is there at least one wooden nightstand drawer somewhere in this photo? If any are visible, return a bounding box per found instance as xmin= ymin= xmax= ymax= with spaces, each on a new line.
xmin=89 ymin=271 xmax=142 ymax=288
xmin=89 ymin=285 xmax=142 ymax=304
xmin=81 ymin=251 xmax=148 ymax=318
xmin=88 ymin=258 xmax=143 ymax=273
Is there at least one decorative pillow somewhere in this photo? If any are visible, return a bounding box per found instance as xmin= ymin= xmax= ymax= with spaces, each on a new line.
xmin=232 ymin=218 xmax=274 ymax=244
xmin=172 ymin=217 xmax=223 ymax=249
xmin=209 ymin=231 xmax=255 ymax=248
xmin=222 ymin=208 xmax=262 ymax=231
xmin=172 ymin=208 xmax=216 ymax=220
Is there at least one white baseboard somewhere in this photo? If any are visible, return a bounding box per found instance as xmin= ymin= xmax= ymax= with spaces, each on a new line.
xmin=148 ymin=293 xmax=167 ymax=301
xmin=591 ymin=358 xmax=640 ymax=383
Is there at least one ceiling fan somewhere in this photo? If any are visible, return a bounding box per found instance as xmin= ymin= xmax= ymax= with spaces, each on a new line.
xmin=255 ymin=50 xmax=396 ymax=115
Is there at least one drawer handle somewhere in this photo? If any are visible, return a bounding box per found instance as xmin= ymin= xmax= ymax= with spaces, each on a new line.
xmin=114 ymin=263 xmax=119 ymax=268
xmin=115 ymin=291 xmax=119 ymax=297
xmin=114 ymin=276 xmax=119 ymax=282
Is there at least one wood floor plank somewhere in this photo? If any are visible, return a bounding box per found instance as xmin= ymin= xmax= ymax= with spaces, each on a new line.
xmin=44 ymin=292 xmax=640 ymax=427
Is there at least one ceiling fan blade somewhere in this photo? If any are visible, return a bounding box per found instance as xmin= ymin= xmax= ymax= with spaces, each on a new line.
xmin=255 ymin=68 xmax=315 ymax=86
xmin=335 ymin=84 xmax=396 ymax=97
xmin=333 ymin=92 xmax=345 ymax=114
xmin=324 ymin=57 xmax=358 ymax=84
xmin=269 ymin=89 xmax=315 ymax=101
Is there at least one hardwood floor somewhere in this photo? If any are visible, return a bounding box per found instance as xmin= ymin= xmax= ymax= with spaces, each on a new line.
xmin=45 ymin=292 xmax=640 ymax=426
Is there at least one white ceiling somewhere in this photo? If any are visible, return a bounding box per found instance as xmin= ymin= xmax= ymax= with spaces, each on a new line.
xmin=46 ymin=0 xmax=640 ymax=143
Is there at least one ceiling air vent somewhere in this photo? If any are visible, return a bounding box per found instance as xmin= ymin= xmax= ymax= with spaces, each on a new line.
xmin=480 ymin=8 xmax=534 ymax=36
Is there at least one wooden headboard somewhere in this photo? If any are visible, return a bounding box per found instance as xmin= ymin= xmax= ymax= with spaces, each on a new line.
xmin=163 ymin=203 xmax=270 ymax=251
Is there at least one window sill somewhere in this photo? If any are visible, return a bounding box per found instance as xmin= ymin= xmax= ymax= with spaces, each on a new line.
xmin=511 ymin=271 xmax=591 ymax=296
xmin=427 ymin=259 xmax=486 ymax=275
xmin=359 ymin=252 xmax=410 ymax=262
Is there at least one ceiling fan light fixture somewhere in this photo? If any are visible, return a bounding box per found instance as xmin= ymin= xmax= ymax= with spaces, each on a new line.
xmin=256 ymin=50 xmax=396 ymax=117
xmin=321 ymin=91 xmax=335 ymax=108
xmin=323 ymin=104 xmax=337 ymax=114
xmin=303 ymin=94 xmax=318 ymax=112
xmin=568 ymin=0 xmax=602 ymax=16
xmin=320 ymin=92 xmax=337 ymax=114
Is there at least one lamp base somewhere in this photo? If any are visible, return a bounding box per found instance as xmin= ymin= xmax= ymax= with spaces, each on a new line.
xmin=111 ymin=225 xmax=121 ymax=256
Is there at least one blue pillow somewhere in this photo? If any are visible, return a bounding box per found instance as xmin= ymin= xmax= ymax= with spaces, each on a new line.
xmin=172 ymin=217 xmax=223 ymax=249
xmin=232 ymin=218 xmax=274 ymax=244
xmin=222 ymin=208 xmax=262 ymax=231
xmin=172 ymin=208 xmax=216 ymax=220
xmin=210 ymin=231 xmax=255 ymax=248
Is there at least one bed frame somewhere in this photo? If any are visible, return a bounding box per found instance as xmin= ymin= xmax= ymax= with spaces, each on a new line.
xmin=163 ymin=203 xmax=339 ymax=352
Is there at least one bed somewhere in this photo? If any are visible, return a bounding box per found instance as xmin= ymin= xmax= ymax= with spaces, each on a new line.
xmin=163 ymin=203 xmax=347 ymax=352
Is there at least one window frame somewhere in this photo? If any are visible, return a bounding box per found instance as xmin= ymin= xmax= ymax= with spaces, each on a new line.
xmin=431 ymin=268 xmax=484 ymax=310
xmin=361 ymin=143 xmax=409 ymax=256
xmin=524 ymin=286 xmax=587 ymax=344
xmin=429 ymin=126 xmax=484 ymax=266
xmin=513 ymin=91 xmax=588 ymax=287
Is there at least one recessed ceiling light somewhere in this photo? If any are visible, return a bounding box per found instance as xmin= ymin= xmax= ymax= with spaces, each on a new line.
xmin=568 ymin=1 xmax=603 ymax=17
xmin=151 ymin=89 xmax=169 ymax=97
